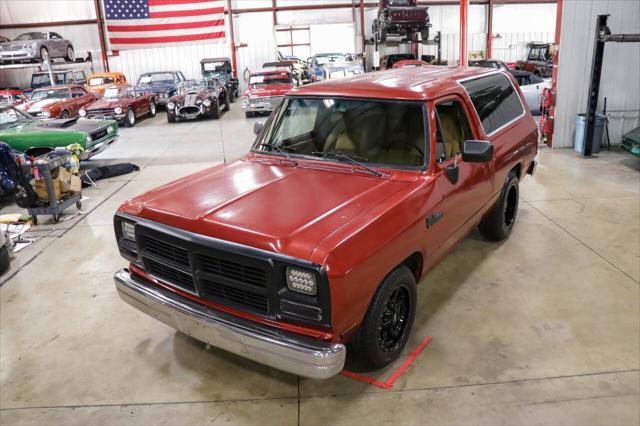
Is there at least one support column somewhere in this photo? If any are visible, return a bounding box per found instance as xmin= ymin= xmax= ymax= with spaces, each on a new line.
xmin=93 ymin=0 xmax=109 ymax=72
xmin=226 ymin=0 xmax=238 ymax=78
xmin=459 ymin=0 xmax=468 ymax=66
xmin=486 ymin=0 xmax=493 ymax=58
xmin=360 ymin=0 xmax=366 ymax=54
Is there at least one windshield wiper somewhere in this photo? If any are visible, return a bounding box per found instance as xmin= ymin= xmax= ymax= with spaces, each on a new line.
xmin=311 ymin=151 xmax=382 ymax=177
xmin=257 ymin=143 xmax=298 ymax=166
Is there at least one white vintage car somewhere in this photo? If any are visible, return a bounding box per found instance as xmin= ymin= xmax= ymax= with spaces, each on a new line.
xmin=322 ymin=60 xmax=364 ymax=80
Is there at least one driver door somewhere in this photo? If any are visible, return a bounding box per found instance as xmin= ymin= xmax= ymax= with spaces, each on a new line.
xmin=423 ymin=95 xmax=495 ymax=258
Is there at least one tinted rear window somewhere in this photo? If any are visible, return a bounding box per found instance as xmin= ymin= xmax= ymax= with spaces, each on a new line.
xmin=461 ymin=73 xmax=524 ymax=135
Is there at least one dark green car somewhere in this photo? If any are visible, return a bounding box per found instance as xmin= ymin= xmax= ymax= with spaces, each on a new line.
xmin=200 ymin=57 xmax=239 ymax=102
xmin=0 ymin=105 xmax=118 ymax=159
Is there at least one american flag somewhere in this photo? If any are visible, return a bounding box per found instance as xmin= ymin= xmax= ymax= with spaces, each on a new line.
xmin=103 ymin=0 xmax=226 ymax=50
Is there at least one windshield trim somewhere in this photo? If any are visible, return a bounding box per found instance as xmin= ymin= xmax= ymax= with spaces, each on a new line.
xmin=250 ymin=95 xmax=429 ymax=172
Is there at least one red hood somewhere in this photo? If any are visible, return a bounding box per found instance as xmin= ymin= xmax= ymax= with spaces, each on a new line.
xmin=120 ymin=156 xmax=413 ymax=263
xmin=244 ymin=83 xmax=293 ymax=98
xmin=85 ymin=98 xmax=128 ymax=110
xmin=21 ymin=98 xmax=68 ymax=111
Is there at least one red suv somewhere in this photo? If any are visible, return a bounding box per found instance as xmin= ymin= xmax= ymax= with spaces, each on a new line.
xmin=113 ymin=67 xmax=537 ymax=379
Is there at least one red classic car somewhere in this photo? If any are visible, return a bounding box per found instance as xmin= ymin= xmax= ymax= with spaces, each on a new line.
xmin=166 ymin=79 xmax=229 ymax=122
xmin=80 ymin=85 xmax=156 ymax=127
xmin=392 ymin=59 xmax=430 ymax=68
xmin=113 ymin=67 xmax=537 ymax=378
xmin=0 ymin=88 xmax=26 ymax=106
xmin=18 ymin=84 xmax=96 ymax=119
xmin=241 ymin=68 xmax=295 ymax=118
xmin=373 ymin=0 xmax=431 ymax=42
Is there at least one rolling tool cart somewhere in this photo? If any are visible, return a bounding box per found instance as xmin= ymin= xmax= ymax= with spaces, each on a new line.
xmin=23 ymin=153 xmax=82 ymax=225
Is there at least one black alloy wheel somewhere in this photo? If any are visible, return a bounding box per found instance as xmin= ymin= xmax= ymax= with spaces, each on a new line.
xmin=349 ymin=266 xmax=417 ymax=370
xmin=478 ymin=170 xmax=520 ymax=241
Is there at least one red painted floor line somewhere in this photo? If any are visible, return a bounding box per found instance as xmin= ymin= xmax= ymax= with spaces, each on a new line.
xmin=340 ymin=336 xmax=433 ymax=391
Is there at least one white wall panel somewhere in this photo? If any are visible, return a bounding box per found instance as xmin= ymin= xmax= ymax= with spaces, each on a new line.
xmin=0 ymin=0 xmax=96 ymax=24
xmin=554 ymin=0 xmax=640 ymax=148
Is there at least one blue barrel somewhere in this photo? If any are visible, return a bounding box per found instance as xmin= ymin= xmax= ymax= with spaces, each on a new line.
xmin=574 ymin=113 xmax=607 ymax=154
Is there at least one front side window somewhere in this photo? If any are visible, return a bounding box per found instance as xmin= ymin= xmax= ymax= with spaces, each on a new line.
xmin=434 ymin=100 xmax=473 ymax=162
xmin=255 ymin=97 xmax=427 ymax=168
xmin=462 ymin=73 xmax=524 ymax=135
xmin=89 ymin=77 xmax=114 ymax=86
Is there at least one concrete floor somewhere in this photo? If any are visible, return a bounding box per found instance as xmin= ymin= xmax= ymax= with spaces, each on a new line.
xmin=0 ymin=106 xmax=638 ymax=425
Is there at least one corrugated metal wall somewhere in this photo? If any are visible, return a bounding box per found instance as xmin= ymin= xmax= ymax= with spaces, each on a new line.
xmin=554 ymin=0 xmax=640 ymax=148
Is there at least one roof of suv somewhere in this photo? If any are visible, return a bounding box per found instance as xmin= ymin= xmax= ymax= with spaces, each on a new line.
xmin=291 ymin=66 xmax=497 ymax=100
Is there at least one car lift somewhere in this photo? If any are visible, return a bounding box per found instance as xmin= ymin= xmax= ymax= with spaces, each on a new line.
xmin=582 ymin=14 xmax=640 ymax=156
xmin=0 ymin=53 xmax=95 ymax=88
xmin=366 ymin=31 xmax=442 ymax=71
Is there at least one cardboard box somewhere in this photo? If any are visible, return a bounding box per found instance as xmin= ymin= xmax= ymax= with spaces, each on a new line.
xmin=57 ymin=167 xmax=72 ymax=192
xmin=69 ymin=175 xmax=82 ymax=193
xmin=35 ymin=178 xmax=62 ymax=201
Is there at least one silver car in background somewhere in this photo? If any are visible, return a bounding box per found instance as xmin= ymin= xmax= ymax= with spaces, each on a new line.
xmin=322 ymin=60 xmax=364 ymax=80
xmin=0 ymin=32 xmax=74 ymax=63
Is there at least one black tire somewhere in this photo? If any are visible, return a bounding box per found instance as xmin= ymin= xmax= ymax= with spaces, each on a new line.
xmin=124 ymin=107 xmax=135 ymax=127
xmin=65 ymin=45 xmax=74 ymax=61
xmin=224 ymin=94 xmax=230 ymax=111
xmin=0 ymin=245 xmax=10 ymax=275
xmin=229 ymin=89 xmax=235 ymax=103
xmin=478 ymin=170 xmax=520 ymax=241
xmin=167 ymin=113 xmax=176 ymax=123
xmin=148 ymin=100 xmax=157 ymax=117
xmin=245 ymin=112 xmax=253 ymax=119
xmin=40 ymin=46 xmax=49 ymax=62
xmin=60 ymin=110 xmax=69 ymax=119
xmin=52 ymin=214 xmax=59 ymax=223
xmin=32 ymin=215 xmax=38 ymax=225
xmin=76 ymin=201 xmax=82 ymax=210
xmin=421 ymin=27 xmax=429 ymax=41
xmin=212 ymin=101 xmax=221 ymax=119
xmin=349 ymin=266 xmax=417 ymax=370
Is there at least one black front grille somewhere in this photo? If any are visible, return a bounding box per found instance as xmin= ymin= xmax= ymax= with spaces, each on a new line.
xmin=87 ymin=109 xmax=115 ymax=116
xmin=199 ymin=278 xmax=269 ymax=312
xmin=179 ymin=106 xmax=200 ymax=115
xmin=145 ymin=258 xmax=196 ymax=293
xmin=91 ymin=129 xmax=108 ymax=141
xmin=197 ymin=254 xmax=266 ymax=288
xmin=141 ymin=235 xmax=190 ymax=267
xmin=137 ymin=232 xmax=270 ymax=314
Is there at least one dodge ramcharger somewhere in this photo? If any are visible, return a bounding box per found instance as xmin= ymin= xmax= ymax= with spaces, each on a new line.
xmin=113 ymin=66 xmax=538 ymax=379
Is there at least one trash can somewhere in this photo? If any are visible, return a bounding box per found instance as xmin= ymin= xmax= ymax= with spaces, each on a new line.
xmin=574 ymin=113 xmax=607 ymax=154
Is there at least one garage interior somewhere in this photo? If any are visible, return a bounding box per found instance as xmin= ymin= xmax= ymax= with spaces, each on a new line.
xmin=0 ymin=1 xmax=639 ymax=425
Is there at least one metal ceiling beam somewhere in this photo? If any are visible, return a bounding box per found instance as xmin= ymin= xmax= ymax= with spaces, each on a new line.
xmin=0 ymin=19 xmax=97 ymax=30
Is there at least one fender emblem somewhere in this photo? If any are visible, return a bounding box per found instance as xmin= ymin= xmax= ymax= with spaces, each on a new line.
xmin=426 ymin=212 xmax=444 ymax=228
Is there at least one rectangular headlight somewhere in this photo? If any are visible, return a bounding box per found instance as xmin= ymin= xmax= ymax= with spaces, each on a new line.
xmin=286 ymin=267 xmax=317 ymax=296
xmin=121 ymin=221 xmax=136 ymax=241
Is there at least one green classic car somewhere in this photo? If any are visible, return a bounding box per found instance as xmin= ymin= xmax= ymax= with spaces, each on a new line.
xmin=0 ymin=105 xmax=118 ymax=159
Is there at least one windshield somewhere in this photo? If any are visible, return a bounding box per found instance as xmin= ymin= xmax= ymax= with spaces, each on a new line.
xmin=255 ymin=97 xmax=426 ymax=168
xmin=179 ymin=80 xmax=207 ymax=93
xmin=104 ymin=86 xmax=134 ymax=98
xmin=31 ymin=88 xmax=69 ymax=100
xmin=88 ymin=77 xmax=114 ymax=86
xmin=31 ymin=73 xmax=65 ymax=88
xmin=15 ymin=32 xmax=44 ymax=41
xmin=390 ymin=0 xmax=411 ymax=5
xmin=249 ymin=74 xmax=291 ymax=86
xmin=0 ymin=107 xmax=32 ymax=130
xmin=202 ymin=61 xmax=228 ymax=73
xmin=138 ymin=73 xmax=174 ymax=85
xmin=315 ymin=55 xmax=347 ymax=65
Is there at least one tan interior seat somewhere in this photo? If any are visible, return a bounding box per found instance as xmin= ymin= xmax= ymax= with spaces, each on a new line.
xmin=437 ymin=106 xmax=465 ymax=158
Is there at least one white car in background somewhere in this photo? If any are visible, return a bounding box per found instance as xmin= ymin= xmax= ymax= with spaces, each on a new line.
xmin=515 ymin=72 xmax=550 ymax=115
xmin=322 ymin=60 xmax=364 ymax=80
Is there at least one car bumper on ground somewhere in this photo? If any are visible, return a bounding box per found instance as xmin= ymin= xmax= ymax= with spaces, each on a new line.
xmin=114 ymin=268 xmax=346 ymax=379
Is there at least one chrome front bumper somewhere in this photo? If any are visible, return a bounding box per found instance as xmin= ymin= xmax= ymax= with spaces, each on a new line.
xmin=114 ymin=269 xmax=346 ymax=379
xmin=241 ymin=96 xmax=283 ymax=113
xmin=83 ymin=134 xmax=118 ymax=159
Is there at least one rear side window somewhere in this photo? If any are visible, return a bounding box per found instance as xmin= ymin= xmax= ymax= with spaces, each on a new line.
xmin=462 ymin=73 xmax=524 ymax=135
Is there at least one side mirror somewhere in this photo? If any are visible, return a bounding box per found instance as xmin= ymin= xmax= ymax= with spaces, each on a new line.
xmin=462 ymin=140 xmax=493 ymax=163
xmin=253 ymin=122 xmax=264 ymax=135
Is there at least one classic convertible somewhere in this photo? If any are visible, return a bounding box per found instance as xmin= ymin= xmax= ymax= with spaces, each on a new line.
xmin=18 ymin=84 xmax=96 ymax=119
xmin=0 ymin=105 xmax=118 ymax=159
xmin=166 ymin=79 xmax=229 ymax=122
xmin=136 ymin=71 xmax=186 ymax=107
xmin=80 ymin=85 xmax=156 ymax=127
